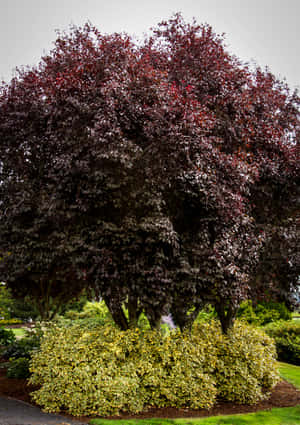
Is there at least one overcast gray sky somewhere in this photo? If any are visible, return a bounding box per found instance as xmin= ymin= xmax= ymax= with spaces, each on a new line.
xmin=0 ymin=0 xmax=299 ymax=90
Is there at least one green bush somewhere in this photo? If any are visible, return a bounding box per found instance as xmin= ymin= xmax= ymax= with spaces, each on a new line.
xmin=237 ymin=300 xmax=292 ymax=326
xmin=62 ymin=300 xmax=151 ymax=330
xmin=213 ymin=322 xmax=279 ymax=404
xmin=0 ymin=318 xmax=23 ymax=326
xmin=29 ymin=321 xmax=279 ymax=417
xmin=195 ymin=305 xmax=217 ymax=323
xmin=6 ymin=357 xmax=31 ymax=379
xmin=63 ymin=300 xmax=112 ymax=324
xmin=236 ymin=300 xmax=258 ymax=324
xmin=59 ymin=292 xmax=89 ymax=315
xmin=30 ymin=324 xmax=217 ymax=415
xmin=55 ymin=315 xmax=113 ymax=331
xmin=0 ymin=327 xmax=16 ymax=346
xmin=2 ymin=327 xmax=42 ymax=360
xmin=264 ymin=320 xmax=300 ymax=365
xmin=256 ymin=302 xmax=292 ymax=325
xmin=0 ymin=284 xmax=39 ymax=321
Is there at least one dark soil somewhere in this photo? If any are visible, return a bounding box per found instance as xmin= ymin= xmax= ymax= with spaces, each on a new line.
xmin=3 ymin=323 xmax=36 ymax=328
xmin=0 ymin=365 xmax=300 ymax=422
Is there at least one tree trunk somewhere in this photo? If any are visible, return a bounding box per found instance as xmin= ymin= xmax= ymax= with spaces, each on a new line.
xmin=170 ymin=303 xmax=202 ymax=331
xmin=127 ymin=295 xmax=141 ymax=328
xmin=103 ymin=296 xmax=129 ymax=330
xmin=147 ymin=310 xmax=162 ymax=330
xmin=215 ymin=303 xmax=237 ymax=334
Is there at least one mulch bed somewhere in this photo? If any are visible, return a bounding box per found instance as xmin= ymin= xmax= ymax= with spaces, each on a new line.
xmin=0 ymin=364 xmax=300 ymax=422
xmin=2 ymin=323 xmax=36 ymax=329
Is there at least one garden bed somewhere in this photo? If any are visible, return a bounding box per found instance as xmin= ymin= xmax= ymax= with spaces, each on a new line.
xmin=0 ymin=364 xmax=299 ymax=421
xmin=3 ymin=322 xmax=36 ymax=329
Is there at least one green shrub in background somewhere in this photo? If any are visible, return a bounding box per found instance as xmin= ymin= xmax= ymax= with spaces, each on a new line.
xmin=63 ymin=300 xmax=112 ymax=324
xmin=236 ymin=300 xmax=258 ymax=324
xmin=6 ymin=357 xmax=31 ymax=379
xmin=55 ymin=314 xmax=109 ymax=330
xmin=0 ymin=284 xmax=39 ymax=321
xmin=0 ymin=327 xmax=16 ymax=346
xmin=0 ymin=318 xmax=23 ymax=326
xmin=59 ymin=292 xmax=90 ymax=316
xmin=194 ymin=305 xmax=217 ymax=323
xmin=8 ymin=296 xmax=40 ymax=321
xmin=2 ymin=325 xmax=43 ymax=380
xmin=2 ymin=326 xmax=42 ymax=360
xmin=29 ymin=321 xmax=279 ymax=417
xmin=194 ymin=301 xmax=291 ymax=328
xmin=237 ymin=300 xmax=292 ymax=326
xmin=255 ymin=302 xmax=292 ymax=325
xmin=264 ymin=320 xmax=300 ymax=366
xmin=62 ymin=300 xmax=152 ymax=330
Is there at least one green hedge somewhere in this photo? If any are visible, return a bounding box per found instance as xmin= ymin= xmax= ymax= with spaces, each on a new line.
xmin=264 ymin=320 xmax=300 ymax=366
xmin=63 ymin=300 xmax=111 ymax=324
xmin=237 ymin=300 xmax=292 ymax=326
xmin=0 ymin=318 xmax=23 ymax=326
xmin=29 ymin=321 xmax=279 ymax=417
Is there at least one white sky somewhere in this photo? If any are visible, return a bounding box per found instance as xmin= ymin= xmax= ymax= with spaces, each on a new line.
xmin=0 ymin=0 xmax=299 ymax=90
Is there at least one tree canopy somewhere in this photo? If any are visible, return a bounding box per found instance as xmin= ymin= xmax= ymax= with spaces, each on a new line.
xmin=0 ymin=14 xmax=299 ymax=331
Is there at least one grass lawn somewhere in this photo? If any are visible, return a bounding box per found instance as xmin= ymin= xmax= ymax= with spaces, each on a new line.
xmin=292 ymin=312 xmax=300 ymax=321
xmin=90 ymin=363 xmax=300 ymax=425
xmin=90 ymin=406 xmax=300 ymax=425
xmin=6 ymin=327 xmax=27 ymax=338
xmin=278 ymin=362 xmax=300 ymax=389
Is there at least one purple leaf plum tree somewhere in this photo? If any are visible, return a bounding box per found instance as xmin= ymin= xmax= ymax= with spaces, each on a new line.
xmin=0 ymin=15 xmax=299 ymax=331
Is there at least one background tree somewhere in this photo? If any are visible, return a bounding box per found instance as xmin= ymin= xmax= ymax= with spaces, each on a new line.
xmin=0 ymin=15 xmax=299 ymax=332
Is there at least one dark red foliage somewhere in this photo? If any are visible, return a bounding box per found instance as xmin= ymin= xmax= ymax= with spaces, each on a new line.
xmin=0 ymin=16 xmax=299 ymax=330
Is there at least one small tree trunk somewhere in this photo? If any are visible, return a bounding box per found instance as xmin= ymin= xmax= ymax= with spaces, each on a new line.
xmin=37 ymin=280 xmax=53 ymax=320
xmin=172 ymin=304 xmax=202 ymax=331
xmin=147 ymin=310 xmax=162 ymax=330
xmin=170 ymin=303 xmax=202 ymax=331
xmin=127 ymin=295 xmax=140 ymax=329
xmin=103 ymin=296 xmax=129 ymax=330
xmin=215 ymin=303 xmax=237 ymax=334
xmin=170 ymin=309 xmax=189 ymax=331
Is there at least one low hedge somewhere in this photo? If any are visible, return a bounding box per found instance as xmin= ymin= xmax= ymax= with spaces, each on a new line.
xmin=0 ymin=318 xmax=23 ymax=326
xmin=29 ymin=320 xmax=279 ymax=417
xmin=237 ymin=300 xmax=292 ymax=326
xmin=264 ymin=320 xmax=300 ymax=366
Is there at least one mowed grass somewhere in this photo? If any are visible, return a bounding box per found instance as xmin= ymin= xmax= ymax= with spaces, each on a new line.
xmin=278 ymin=362 xmax=300 ymax=389
xmin=292 ymin=312 xmax=300 ymax=322
xmin=90 ymin=363 xmax=300 ymax=425
xmin=90 ymin=406 xmax=300 ymax=425
xmin=5 ymin=327 xmax=27 ymax=338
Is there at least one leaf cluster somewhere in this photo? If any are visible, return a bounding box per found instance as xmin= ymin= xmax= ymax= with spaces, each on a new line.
xmin=0 ymin=327 xmax=16 ymax=346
